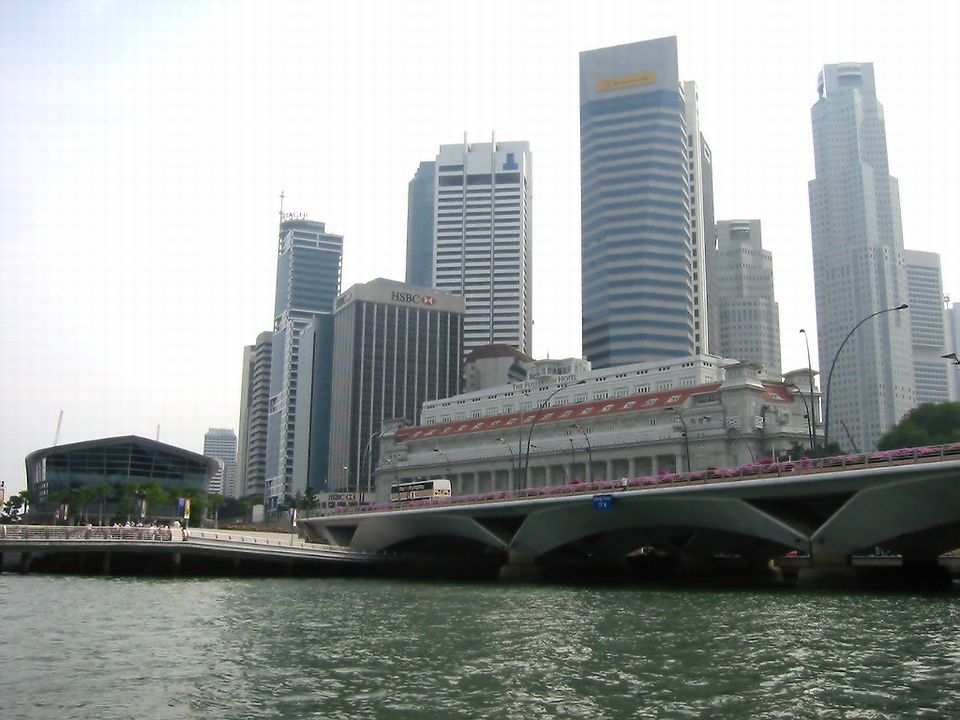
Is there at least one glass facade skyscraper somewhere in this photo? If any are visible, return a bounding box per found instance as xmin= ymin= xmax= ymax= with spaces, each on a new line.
xmin=327 ymin=279 xmax=464 ymax=494
xmin=265 ymin=219 xmax=343 ymax=509
xmin=579 ymin=37 xmax=705 ymax=368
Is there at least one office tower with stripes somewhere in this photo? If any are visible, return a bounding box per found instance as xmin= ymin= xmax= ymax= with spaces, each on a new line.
xmin=237 ymin=331 xmax=273 ymax=500
xmin=265 ymin=218 xmax=343 ymax=510
xmin=408 ymin=138 xmax=532 ymax=355
xmin=202 ymin=428 xmax=237 ymax=497
xmin=580 ymin=37 xmax=713 ymax=367
xmin=809 ymin=62 xmax=915 ymax=451
xmin=326 ymin=279 xmax=464 ymax=494
xmin=905 ymin=250 xmax=949 ymax=404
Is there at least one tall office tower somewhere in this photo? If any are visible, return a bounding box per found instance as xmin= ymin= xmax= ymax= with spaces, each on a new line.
xmin=405 ymin=161 xmax=436 ymax=287
xmin=683 ymin=81 xmax=717 ymax=356
xmin=946 ymin=303 xmax=960 ymax=402
xmin=580 ymin=37 xmax=709 ymax=368
xmin=291 ymin=313 xmax=335 ymax=494
xmin=809 ymin=63 xmax=915 ymax=452
xmin=237 ymin=331 xmax=272 ymax=500
xmin=327 ymin=279 xmax=464 ymax=494
xmin=424 ymin=138 xmax=532 ymax=355
xmin=905 ymin=250 xmax=949 ymax=404
xmin=714 ymin=220 xmax=782 ymax=376
xmin=266 ymin=218 xmax=343 ymax=510
xmin=203 ymin=428 xmax=237 ymax=496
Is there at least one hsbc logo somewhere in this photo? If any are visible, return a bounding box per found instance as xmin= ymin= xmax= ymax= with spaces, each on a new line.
xmin=391 ymin=291 xmax=436 ymax=306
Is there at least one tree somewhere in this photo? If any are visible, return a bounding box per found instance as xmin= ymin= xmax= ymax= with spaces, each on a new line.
xmin=877 ymin=402 xmax=960 ymax=451
xmin=207 ymin=493 xmax=226 ymax=528
xmin=1 ymin=493 xmax=25 ymax=524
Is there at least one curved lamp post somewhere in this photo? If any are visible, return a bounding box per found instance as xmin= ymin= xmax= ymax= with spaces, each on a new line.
xmin=669 ymin=405 xmax=691 ymax=473
xmin=799 ymin=328 xmax=818 ymax=455
xmin=495 ymin=437 xmax=516 ymax=489
xmin=785 ymin=382 xmax=815 ymax=457
xmin=432 ymin=447 xmax=452 ymax=477
xmin=570 ymin=423 xmax=593 ymax=481
xmin=823 ymin=304 xmax=908 ymax=453
xmin=522 ymin=379 xmax=586 ymax=489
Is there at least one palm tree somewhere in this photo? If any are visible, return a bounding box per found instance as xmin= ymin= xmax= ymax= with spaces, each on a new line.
xmin=207 ymin=493 xmax=226 ymax=528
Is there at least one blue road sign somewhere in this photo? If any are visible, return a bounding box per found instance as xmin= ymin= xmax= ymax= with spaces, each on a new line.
xmin=593 ymin=494 xmax=614 ymax=511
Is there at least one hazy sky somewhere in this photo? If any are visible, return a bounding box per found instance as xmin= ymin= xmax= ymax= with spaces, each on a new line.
xmin=2 ymin=0 xmax=958 ymax=495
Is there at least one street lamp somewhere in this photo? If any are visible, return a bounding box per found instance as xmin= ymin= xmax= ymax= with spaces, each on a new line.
xmin=785 ymin=382 xmax=815 ymax=457
xmin=570 ymin=423 xmax=593 ymax=481
xmin=496 ymin=437 xmax=516 ymax=489
xmin=361 ymin=431 xmax=382 ymax=502
xmin=799 ymin=328 xmax=818 ymax=455
xmin=823 ymin=304 xmax=909 ymax=453
xmin=669 ymin=405 xmax=691 ymax=473
xmin=522 ymin=379 xmax=587 ymax=488
xmin=433 ymin=447 xmax=452 ymax=477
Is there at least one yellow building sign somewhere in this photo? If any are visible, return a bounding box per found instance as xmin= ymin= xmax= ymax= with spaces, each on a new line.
xmin=597 ymin=72 xmax=657 ymax=92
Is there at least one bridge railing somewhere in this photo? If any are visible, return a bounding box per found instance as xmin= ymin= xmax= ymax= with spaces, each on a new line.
xmin=326 ymin=442 xmax=960 ymax=515
xmin=0 ymin=525 xmax=174 ymax=542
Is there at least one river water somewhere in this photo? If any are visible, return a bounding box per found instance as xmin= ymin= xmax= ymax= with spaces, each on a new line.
xmin=2 ymin=574 xmax=958 ymax=719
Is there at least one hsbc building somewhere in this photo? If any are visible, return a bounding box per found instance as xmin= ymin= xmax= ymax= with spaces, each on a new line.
xmin=326 ymin=278 xmax=465 ymax=494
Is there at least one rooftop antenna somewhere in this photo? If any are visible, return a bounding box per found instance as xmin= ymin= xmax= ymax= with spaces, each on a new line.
xmin=156 ymin=424 xmax=160 ymax=441
xmin=53 ymin=410 xmax=63 ymax=446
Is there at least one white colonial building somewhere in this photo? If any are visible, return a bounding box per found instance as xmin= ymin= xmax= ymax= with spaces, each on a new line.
xmin=374 ymin=355 xmax=817 ymax=502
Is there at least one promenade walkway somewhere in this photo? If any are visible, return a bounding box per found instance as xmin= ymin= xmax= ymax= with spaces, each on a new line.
xmin=0 ymin=525 xmax=389 ymax=576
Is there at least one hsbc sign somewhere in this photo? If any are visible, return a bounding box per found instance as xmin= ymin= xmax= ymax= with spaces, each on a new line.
xmin=391 ymin=291 xmax=436 ymax=306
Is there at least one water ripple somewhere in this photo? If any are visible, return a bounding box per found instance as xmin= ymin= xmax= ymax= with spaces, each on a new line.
xmin=3 ymin=577 xmax=960 ymax=718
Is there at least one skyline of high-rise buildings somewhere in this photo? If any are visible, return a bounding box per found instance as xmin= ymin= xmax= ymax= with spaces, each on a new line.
xmin=809 ymin=62 xmax=916 ymax=453
xmin=227 ymin=37 xmax=952 ymax=511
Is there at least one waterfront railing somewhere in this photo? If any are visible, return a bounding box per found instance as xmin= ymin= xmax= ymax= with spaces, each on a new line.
xmin=324 ymin=442 xmax=960 ymax=516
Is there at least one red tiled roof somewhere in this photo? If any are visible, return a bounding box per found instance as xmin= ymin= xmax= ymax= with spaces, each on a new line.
xmin=398 ymin=382 xmax=797 ymax=442
xmin=398 ymin=383 xmax=722 ymax=441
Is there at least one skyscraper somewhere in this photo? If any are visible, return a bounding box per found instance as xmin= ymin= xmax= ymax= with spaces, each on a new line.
xmin=203 ymin=428 xmax=237 ymax=497
xmin=809 ymin=62 xmax=915 ymax=452
xmin=405 ymin=160 xmax=436 ymax=288
xmin=291 ymin=313 xmax=335 ymax=494
xmin=714 ymin=220 xmax=782 ymax=376
xmin=905 ymin=250 xmax=949 ymax=404
xmin=237 ymin=331 xmax=273 ymax=500
xmin=327 ymin=279 xmax=464 ymax=494
xmin=408 ymin=138 xmax=532 ymax=355
xmin=946 ymin=303 xmax=960 ymax=402
xmin=580 ymin=37 xmax=712 ymax=368
xmin=266 ymin=218 xmax=343 ymax=510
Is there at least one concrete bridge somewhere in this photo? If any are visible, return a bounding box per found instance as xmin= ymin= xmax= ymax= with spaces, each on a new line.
xmin=0 ymin=525 xmax=390 ymax=577
xmin=302 ymin=446 xmax=960 ymax=586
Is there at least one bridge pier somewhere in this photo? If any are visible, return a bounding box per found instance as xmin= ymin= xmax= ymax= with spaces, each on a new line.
xmin=101 ymin=551 xmax=112 ymax=575
xmin=796 ymin=550 xmax=856 ymax=589
xmin=171 ymin=551 xmax=181 ymax=576
xmin=498 ymin=551 xmax=542 ymax=582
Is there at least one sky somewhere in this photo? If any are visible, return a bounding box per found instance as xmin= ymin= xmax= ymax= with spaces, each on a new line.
xmin=2 ymin=0 xmax=958 ymax=495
